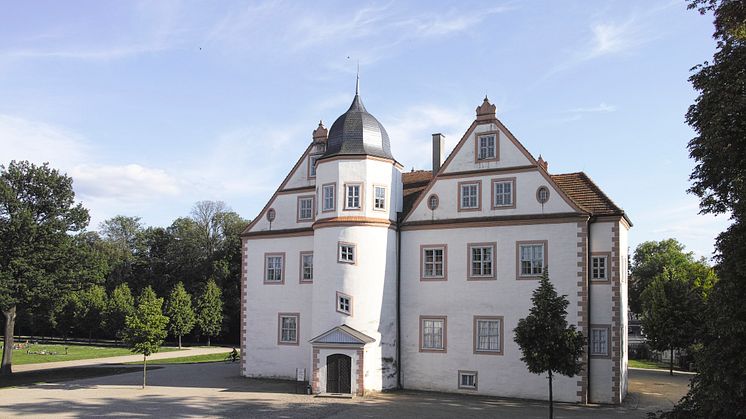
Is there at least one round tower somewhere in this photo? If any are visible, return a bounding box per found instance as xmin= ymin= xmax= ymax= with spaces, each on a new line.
xmin=310 ymin=82 xmax=402 ymax=395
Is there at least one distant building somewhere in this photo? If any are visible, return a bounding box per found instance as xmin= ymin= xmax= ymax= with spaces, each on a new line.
xmin=240 ymin=82 xmax=632 ymax=404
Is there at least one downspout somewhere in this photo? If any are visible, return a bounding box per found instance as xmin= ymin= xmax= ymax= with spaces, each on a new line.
xmin=586 ymin=216 xmax=593 ymax=404
xmin=396 ymin=217 xmax=402 ymax=390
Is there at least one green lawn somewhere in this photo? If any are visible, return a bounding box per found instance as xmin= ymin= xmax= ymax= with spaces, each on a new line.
xmin=629 ymin=359 xmax=681 ymax=370
xmin=0 ymin=366 xmax=155 ymax=388
xmin=126 ymin=351 xmax=235 ymax=365
xmin=4 ymin=344 xmax=180 ymax=365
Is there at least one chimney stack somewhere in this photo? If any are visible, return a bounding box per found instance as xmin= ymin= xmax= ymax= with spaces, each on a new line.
xmin=432 ymin=133 xmax=445 ymax=173
xmin=537 ymin=155 xmax=549 ymax=172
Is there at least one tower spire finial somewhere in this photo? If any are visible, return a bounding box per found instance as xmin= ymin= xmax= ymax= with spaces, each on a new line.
xmin=355 ymin=60 xmax=360 ymax=95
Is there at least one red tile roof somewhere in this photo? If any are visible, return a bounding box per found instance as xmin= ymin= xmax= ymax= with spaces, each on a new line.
xmin=400 ymin=169 xmax=627 ymax=222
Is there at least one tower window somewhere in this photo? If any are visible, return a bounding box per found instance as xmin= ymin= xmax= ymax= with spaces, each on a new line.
xmin=374 ymin=186 xmax=387 ymax=210
xmin=345 ymin=184 xmax=362 ymax=209
xmin=336 ymin=292 xmax=352 ymax=315
xmin=338 ymin=242 xmax=356 ymax=264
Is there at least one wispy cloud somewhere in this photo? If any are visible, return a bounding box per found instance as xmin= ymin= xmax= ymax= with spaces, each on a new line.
xmin=566 ymin=103 xmax=617 ymax=113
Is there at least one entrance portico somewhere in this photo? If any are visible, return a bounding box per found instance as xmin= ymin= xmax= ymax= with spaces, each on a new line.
xmin=309 ymin=325 xmax=374 ymax=396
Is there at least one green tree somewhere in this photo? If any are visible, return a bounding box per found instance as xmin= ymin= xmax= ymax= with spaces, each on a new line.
xmin=122 ymin=286 xmax=169 ymax=388
xmin=196 ymin=279 xmax=223 ymax=346
xmin=52 ymin=292 xmax=81 ymax=340
xmin=513 ymin=270 xmax=584 ymax=419
xmin=0 ymin=161 xmax=96 ymax=375
xmin=77 ymin=285 xmax=107 ymax=342
xmin=641 ymin=269 xmax=707 ymax=375
xmin=630 ymin=239 xmax=696 ymax=314
xmin=662 ymin=1 xmax=746 ymax=417
xmin=165 ymin=282 xmax=195 ymax=349
xmin=106 ymin=283 xmax=135 ymax=340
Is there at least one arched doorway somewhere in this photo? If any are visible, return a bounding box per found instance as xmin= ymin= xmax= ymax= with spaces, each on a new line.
xmin=326 ymin=354 xmax=352 ymax=394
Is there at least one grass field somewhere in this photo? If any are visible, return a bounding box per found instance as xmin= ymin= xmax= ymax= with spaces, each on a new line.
xmin=629 ymin=359 xmax=682 ymax=370
xmin=126 ymin=351 xmax=236 ymax=365
xmin=4 ymin=344 xmax=180 ymax=365
xmin=0 ymin=366 xmax=157 ymax=388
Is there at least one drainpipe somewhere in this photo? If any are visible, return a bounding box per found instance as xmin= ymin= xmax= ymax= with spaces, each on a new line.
xmin=586 ymin=216 xmax=593 ymax=404
xmin=396 ymin=217 xmax=402 ymax=390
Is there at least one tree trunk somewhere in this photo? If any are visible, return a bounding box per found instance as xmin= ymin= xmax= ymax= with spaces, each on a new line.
xmin=1 ymin=306 xmax=17 ymax=376
xmin=670 ymin=348 xmax=674 ymax=376
xmin=142 ymin=354 xmax=147 ymax=389
xmin=207 ymin=336 xmax=210 ymax=347
xmin=548 ymin=370 xmax=553 ymax=419
xmin=178 ymin=334 xmax=182 ymax=350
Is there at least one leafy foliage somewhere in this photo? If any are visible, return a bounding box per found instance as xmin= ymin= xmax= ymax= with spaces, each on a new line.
xmin=514 ymin=270 xmax=584 ymax=417
xmin=106 ymin=283 xmax=135 ymax=339
xmin=122 ymin=286 xmax=169 ymax=357
xmin=196 ymin=279 xmax=223 ymax=345
xmin=165 ymin=282 xmax=195 ymax=348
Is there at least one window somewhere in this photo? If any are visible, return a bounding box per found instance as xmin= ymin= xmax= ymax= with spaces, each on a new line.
xmin=474 ymin=316 xmax=503 ymax=355
xmin=468 ymin=243 xmax=496 ymax=280
xmin=278 ymin=313 xmax=299 ymax=345
xmin=476 ymin=132 xmax=498 ymax=161
xmin=420 ymin=316 xmax=446 ymax=352
xmin=591 ymin=254 xmax=609 ymax=282
xmin=266 ymin=208 xmax=276 ymax=222
xmin=322 ymin=183 xmax=336 ymax=212
xmin=373 ymin=186 xmax=386 ymax=210
xmin=264 ymin=253 xmax=285 ymax=284
xmin=345 ymin=184 xmax=362 ymax=209
xmin=297 ymin=196 xmax=314 ymax=222
xmin=336 ymin=292 xmax=352 ymax=315
xmin=591 ymin=325 xmax=610 ymax=357
xmin=458 ymin=181 xmax=481 ymax=211
xmin=421 ymin=245 xmax=447 ymax=281
xmin=517 ymin=241 xmax=547 ymax=278
xmin=427 ymin=194 xmax=439 ymax=210
xmin=492 ymin=178 xmax=515 ymax=208
xmin=308 ymin=154 xmax=321 ymax=178
xmin=300 ymin=252 xmax=313 ymax=283
xmin=458 ymin=371 xmax=478 ymax=390
xmin=536 ymin=186 xmax=550 ymax=204
xmin=338 ymin=242 xmax=356 ymax=264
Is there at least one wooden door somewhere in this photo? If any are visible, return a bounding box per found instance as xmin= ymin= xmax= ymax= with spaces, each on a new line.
xmin=326 ymin=354 xmax=352 ymax=394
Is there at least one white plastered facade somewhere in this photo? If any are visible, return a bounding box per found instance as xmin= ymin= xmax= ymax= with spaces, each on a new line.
xmin=240 ymin=98 xmax=629 ymax=404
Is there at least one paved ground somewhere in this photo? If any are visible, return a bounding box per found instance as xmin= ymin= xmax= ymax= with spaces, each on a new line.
xmin=0 ymin=363 xmax=692 ymax=418
xmin=13 ymin=346 xmax=232 ymax=373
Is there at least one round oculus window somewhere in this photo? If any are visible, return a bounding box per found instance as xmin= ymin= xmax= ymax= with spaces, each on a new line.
xmin=536 ymin=186 xmax=550 ymax=204
xmin=266 ymin=208 xmax=276 ymax=222
xmin=427 ymin=194 xmax=439 ymax=210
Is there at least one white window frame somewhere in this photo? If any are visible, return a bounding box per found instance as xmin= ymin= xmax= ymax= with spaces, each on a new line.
xmin=300 ymin=252 xmax=313 ymax=283
xmin=297 ymin=195 xmax=315 ymax=222
xmin=345 ymin=183 xmax=362 ymax=210
xmin=491 ymin=178 xmax=515 ymax=208
xmin=373 ymin=185 xmax=387 ymax=211
xmin=591 ymin=254 xmax=609 ymax=282
xmin=338 ymin=242 xmax=356 ymax=264
xmin=278 ymin=313 xmax=299 ymax=345
xmin=590 ymin=325 xmax=611 ymax=358
xmin=336 ymin=291 xmax=352 ymax=316
xmin=322 ymin=183 xmax=336 ymax=212
xmin=478 ymin=134 xmax=496 ymax=160
xmin=517 ymin=241 xmax=547 ymax=278
xmin=421 ymin=245 xmax=447 ymax=281
xmin=264 ymin=253 xmax=285 ymax=284
xmin=420 ymin=316 xmax=446 ymax=352
xmin=458 ymin=370 xmax=478 ymax=390
xmin=468 ymin=243 xmax=496 ymax=280
xmin=474 ymin=316 xmax=503 ymax=355
xmin=308 ymin=154 xmax=321 ymax=178
xmin=458 ymin=181 xmax=481 ymax=211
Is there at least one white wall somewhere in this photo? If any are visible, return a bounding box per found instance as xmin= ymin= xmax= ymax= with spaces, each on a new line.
xmin=443 ymin=123 xmax=533 ymax=173
xmin=400 ymin=221 xmax=583 ymax=402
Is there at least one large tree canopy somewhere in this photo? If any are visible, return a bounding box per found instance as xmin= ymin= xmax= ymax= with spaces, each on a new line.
xmin=0 ymin=160 xmax=100 ymax=375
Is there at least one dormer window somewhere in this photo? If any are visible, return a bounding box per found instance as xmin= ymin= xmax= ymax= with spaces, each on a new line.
xmin=476 ymin=132 xmax=498 ymax=161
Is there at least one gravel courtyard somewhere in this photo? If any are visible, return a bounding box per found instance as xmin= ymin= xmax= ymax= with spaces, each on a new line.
xmin=0 ymin=362 xmax=691 ymax=418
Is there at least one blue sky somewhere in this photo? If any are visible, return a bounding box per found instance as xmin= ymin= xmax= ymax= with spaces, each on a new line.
xmin=0 ymin=0 xmax=730 ymax=259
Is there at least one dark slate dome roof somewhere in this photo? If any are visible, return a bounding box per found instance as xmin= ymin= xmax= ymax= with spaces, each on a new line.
xmin=322 ymin=92 xmax=394 ymax=160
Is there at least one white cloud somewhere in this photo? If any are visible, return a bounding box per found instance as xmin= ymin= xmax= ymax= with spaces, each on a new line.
xmin=566 ymin=103 xmax=617 ymax=113
xmin=0 ymin=114 xmax=88 ymax=168
xmin=70 ymin=164 xmax=180 ymax=200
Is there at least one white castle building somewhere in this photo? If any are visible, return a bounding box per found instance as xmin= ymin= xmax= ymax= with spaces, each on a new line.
xmin=240 ymin=82 xmax=631 ymax=404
